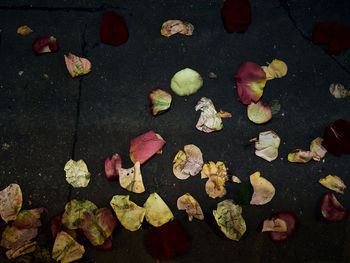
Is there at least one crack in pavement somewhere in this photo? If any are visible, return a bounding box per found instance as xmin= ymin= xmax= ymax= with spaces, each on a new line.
xmin=279 ymin=0 xmax=350 ymax=75
xmin=0 ymin=4 xmax=128 ymax=12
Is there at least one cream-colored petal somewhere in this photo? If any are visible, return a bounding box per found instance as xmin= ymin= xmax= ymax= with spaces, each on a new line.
xmin=143 ymin=193 xmax=174 ymax=227
xmin=250 ymin=171 xmax=275 ymax=205
xmin=52 ymin=231 xmax=85 ymax=263
xmin=310 ymin=137 xmax=327 ymax=161
xmin=64 ymin=160 xmax=90 ymax=188
xmin=119 ymin=162 xmax=145 ymax=193
xmin=177 ymin=193 xmax=204 ymax=221
xmin=195 ymin=97 xmax=223 ymax=133
xmin=254 ymin=130 xmax=280 ymax=162
xmin=319 ymin=175 xmax=346 ymax=194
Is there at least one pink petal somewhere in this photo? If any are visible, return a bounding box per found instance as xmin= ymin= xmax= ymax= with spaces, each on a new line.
xmin=321 ymin=192 xmax=348 ymax=222
xmin=13 ymin=207 xmax=47 ymax=229
xmin=105 ymin=154 xmax=122 ymax=180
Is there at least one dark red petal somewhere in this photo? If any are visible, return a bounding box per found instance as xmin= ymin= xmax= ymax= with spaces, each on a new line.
xmin=322 ymin=119 xmax=350 ymax=156
xmin=96 ymin=236 xmax=113 ymax=251
xmin=268 ymin=212 xmax=298 ymax=242
xmin=100 ymin=11 xmax=128 ymax=46
xmin=221 ymin=0 xmax=251 ymax=33
xmin=321 ymin=192 xmax=348 ymax=222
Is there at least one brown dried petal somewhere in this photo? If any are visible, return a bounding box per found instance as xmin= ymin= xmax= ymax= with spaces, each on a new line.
xmin=0 ymin=226 xmax=37 ymax=249
xmin=177 ymin=193 xmax=204 ymax=221
xmin=218 ymin=110 xmax=232 ymax=118
xmin=161 ymin=20 xmax=194 ymax=37
xmin=52 ymin=231 xmax=85 ymax=263
xmin=17 ymin=25 xmax=33 ymax=35
xmin=0 ymin=184 xmax=23 ymax=223
xmin=5 ymin=240 xmax=37 ymax=259
xmin=262 ymin=218 xmax=287 ymax=232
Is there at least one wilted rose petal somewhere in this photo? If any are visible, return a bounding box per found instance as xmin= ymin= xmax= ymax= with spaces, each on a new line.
xmin=310 ymin=137 xmax=327 ymax=161
xmin=150 ymin=220 xmax=190 ymax=260
xmin=13 ymin=207 xmax=47 ymax=229
xmin=201 ymin=161 xmax=229 ymax=199
xmin=0 ymin=183 xmax=22 ymax=223
xmin=218 ymin=110 xmax=232 ymax=118
xmin=253 ymin=130 xmax=280 ymax=162
xmin=262 ymin=218 xmax=287 ymax=232
xmin=319 ymin=175 xmax=346 ymax=194
xmin=51 ymin=216 xmax=83 ymax=242
xmin=195 ymin=97 xmax=223 ymax=133
xmin=161 ymin=20 xmax=194 ymax=37
xmin=261 ymin=59 xmax=288 ymax=80
xmin=234 ymin=62 xmax=266 ymax=104
xmin=267 ymin=212 xmax=298 ymax=242
xmin=250 ymin=171 xmax=275 ymax=205
xmin=213 ymin=200 xmax=246 ymax=241
xmin=322 ymin=119 xmax=350 ymax=156
xmin=149 ymin=88 xmax=172 ymax=116
xmin=17 ymin=25 xmax=33 ymax=35
xmin=130 ymin=130 xmax=165 ymax=164
xmin=119 ymin=161 xmax=145 ymax=193
xmin=52 ymin=231 xmax=85 ymax=263
xmin=173 ymin=144 xmax=203 ymax=180
xmin=177 ymin=193 xmax=204 ymax=221
xmin=100 ymin=11 xmax=128 ymax=46
xmin=221 ymin=0 xmax=251 ymax=33
xmin=64 ymin=53 xmax=91 ymax=77
xmin=105 ymin=153 xmax=122 ymax=180
xmin=64 ymin=159 xmax=91 ymax=188
xmin=0 ymin=226 xmax=37 ymax=249
xmin=247 ymin=101 xmax=272 ymax=124
xmin=143 ymin=193 xmax=174 ymax=227
xmin=32 ymin=36 xmax=58 ymax=54
xmin=288 ymin=149 xmax=314 ymax=163
xmin=329 ymin=83 xmax=349 ymax=99
xmin=61 ymin=200 xmax=98 ymax=230
xmin=110 ymin=195 xmax=146 ymax=231
xmin=95 ymin=236 xmax=113 ymax=251
xmin=232 ymin=176 xmax=241 ymax=183
xmin=5 ymin=240 xmax=37 ymax=259
xmin=321 ymin=192 xmax=348 ymax=222
xmin=171 ymin=68 xmax=203 ymax=96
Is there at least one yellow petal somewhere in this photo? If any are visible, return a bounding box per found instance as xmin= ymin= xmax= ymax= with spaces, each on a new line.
xmin=119 ymin=161 xmax=145 ymax=193
xmin=17 ymin=25 xmax=33 ymax=35
xmin=64 ymin=159 xmax=90 ymax=188
xmin=262 ymin=59 xmax=288 ymax=80
xmin=250 ymin=171 xmax=275 ymax=205
xmin=319 ymin=175 xmax=346 ymax=194
xmin=143 ymin=193 xmax=174 ymax=227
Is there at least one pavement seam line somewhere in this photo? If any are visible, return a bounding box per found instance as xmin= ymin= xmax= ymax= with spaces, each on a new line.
xmin=0 ymin=4 xmax=126 ymax=12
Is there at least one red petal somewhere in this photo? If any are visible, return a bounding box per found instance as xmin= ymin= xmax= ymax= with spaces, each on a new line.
xmin=96 ymin=236 xmax=113 ymax=251
xmin=321 ymin=192 xmax=348 ymax=222
xmin=32 ymin=36 xmax=58 ymax=54
xmin=100 ymin=12 xmax=128 ymax=46
xmin=268 ymin=212 xmax=298 ymax=242
xmin=105 ymin=154 xmax=121 ymax=180
xmin=221 ymin=0 xmax=251 ymax=33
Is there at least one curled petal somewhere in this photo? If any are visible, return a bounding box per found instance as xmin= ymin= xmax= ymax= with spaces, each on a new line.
xmin=234 ymin=62 xmax=266 ymax=104
xmin=310 ymin=137 xmax=327 ymax=161
xmin=254 ymin=130 xmax=280 ymax=162
xmin=105 ymin=153 xmax=122 ymax=180
xmin=195 ymin=97 xmax=223 ymax=133
xmin=32 ymin=36 xmax=58 ymax=54
xmin=143 ymin=193 xmax=174 ymax=227
xmin=177 ymin=193 xmax=204 ymax=221
xmin=250 ymin=171 xmax=275 ymax=205
xmin=247 ymin=101 xmax=272 ymax=124
xmin=0 ymin=226 xmax=37 ymax=249
xmin=288 ymin=149 xmax=314 ymax=163
xmin=218 ymin=110 xmax=232 ymax=118
xmin=148 ymin=88 xmax=172 ymax=116
xmin=0 ymin=184 xmax=22 ymax=223
xmin=13 ymin=207 xmax=47 ymax=229
xmin=261 ymin=59 xmax=288 ymax=80
xmin=5 ymin=240 xmax=37 ymax=259
xmin=119 ymin=161 xmax=145 ymax=193
xmin=52 ymin=231 xmax=85 ymax=263
xmin=262 ymin=218 xmax=287 ymax=232
xmin=161 ymin=20 xmax=194 ymax=37
xmin=319 ymin=175 xmax=346 ymax=194
xmin=321 ymin=192 xmax=348 ymax=222
xmin=171 ymin=68 xmax=203 ymax=96
xmin=64 ymin=159 xmax=91 ymax=188
xmin=173 ymin=144 xmax=203 ymax=180
xmin=232 ymin=176 xmax=241 ymax=183
xmin=267 ymin=212 xmax=298 ymax=242
xmin=17 ymin=25 xmax=33 ymax=35
xmin=329 ymin=83 xmax=349 ymax=99
xmin=64 ymin=53 xmax=91 ymax=77
xmin=201 ymin=161 xmax=229 ymax=199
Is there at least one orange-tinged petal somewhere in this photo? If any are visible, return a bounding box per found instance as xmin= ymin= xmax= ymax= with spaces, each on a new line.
xmin=17 ymin=25 xmax=33 ymax=36
xmin=319 ymin=175 xmax=346 ymax=194
xmin=250 ymin=171 xmax=275 ymax=205
xmin=64 ymin=53 xmax=91 ymax=77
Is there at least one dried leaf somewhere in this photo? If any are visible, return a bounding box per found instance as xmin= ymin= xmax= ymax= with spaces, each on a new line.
xmin=17 ymin=25 xmax=33 ymax=35
xmin=329 ymin=83 xmax=349 ymax=99
xmin=64 ymin=53 xmax=91 ymax=77
xmin=267 ymin=212 xmax=298 ymax=242
xmin=261 ymin=59 xmax=288 ymax=80
xmin=319 ymin=175 xmax=346 ymax=194
xmin=250 ymin=171 xmax=275 ymax=205
xmin=253 ymin=130 xmax=280 ymax=162
xmin=213 ymin=200 xmax=246 ymax=241
xmin=321 ymin=192 xmax=348 ymax=222
xmin=13 ymin=207 xmax=47 ymax=229
xmin=64 ymin=159 xmax=91 ymax=188
xmin=171 ymin=68 xmax=203 ymax=96
xmin=177 ymin=193 xmax=204 ymax=221
xmin=161 ymin=20 xmax=194 ymax=37
xmin=119 ymin=161 xmax=145 ymax=193
xmin=52 ymin=231 xmax=85 ymax=263
xmin=247 ymin=101 xmax=272 ymax=124
xmin=201 ymin=161 xmax=229 ymax=199
xmin=110 ymin=195 xmax=146 ymax=231
xmin=61 ymin=200 xmax=98 ymax=230
xmin=173 ymin=144 xmax=203 ymax=180
xmin=0 ymin=183 xmax=22 ymax=223
xmin=105 ymin=153 xmax=122 ymax=180
xmin=143 ymin=193 xmax=174 ymax=227
xmin=32 ymin=36 xmax=58 ymax=54
xmin=148 ymin=88 xmax=172 ymax=116
xmin=195 ymin=97 xmax=223 ymax=133
xmin=262 ymin=218 xmax=287 ymax=232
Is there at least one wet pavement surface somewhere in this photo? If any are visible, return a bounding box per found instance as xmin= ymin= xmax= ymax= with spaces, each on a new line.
xmin=0 ymin=0 xmax=350 ymax=262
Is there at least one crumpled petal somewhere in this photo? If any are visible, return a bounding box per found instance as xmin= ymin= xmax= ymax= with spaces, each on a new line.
xmin=161 ymin=20 xmax=194 ymax=37
xmin=195 ymin=97 xmax=223 ymax=133
xmin=177 ymin=193 xmax=204 ymax=221
xmin=221 ymin=0 xmax=251 ymax=33
xmin=130 ymin=130 xmax=165 ymax=164
xmin=213 ymin=200 xmax=246 ymax=241
xmin=110 ymin=195 xmax=146 ymax=231
xmin=267 ymin=212 xmax=298 ymax=242
xmin=321 ymin=192 xmax=348 ymax=222
xmin=52 ymin=231 xmax=85 ymax=263
xmin=247 ymin=101 xmax=272 ymax=124
xmin=261 ymin=59 xmax=288 ymax=80
xmin=288 ymin=149 xmax=314 ymax=163
xmin=0 ymin=184 xmax=22 ymax=223
xmin=13 ymin=207 xmax=47 ymax=229
xmin=201 ymin=161 xmax=229 ymax=199
xmin=170 ymin=68 xmax=203 ymax=96
xmin=143 ymin=193 xmax=174 ymax=227
xmin=61 ymin=200 xmax=98 ymax=230
xmin=319 ymin=175 xmax=346 ymax=194
xmin=5 ymin=240 xmax=37 ymax=259
xmin=17 ymin=25 xmax=33 ymax=35
xmin=81 ymin=208 xmax=116 ymax=246
xmin=322 ymin=119 xmax=350 ymax=156
xmin=310 ymin=137 xmax=327 ymax=161
xmin=253 ymin=130 xmax=280 ymax=162
xmin=329 ymin=83 xmax=350 ymax=98
xmin=64 ymin=53 xmax=91 ymax=77
xmin=64 ymin=159 xmax=91 ymax=188
xmin=119 ymin=161 xmax=145 ymax=193
xmin=173 ymin=144 xmax=203 ymax=180
xmin=218 ymin=110 xmax=232 ymax=118
xmin=100 ymin=11 xmax=128 ymax=46
xmin=32 ymin=36 xmax=58 ymax=54
xmin=150 ymin=221 xmax=191 ymax=260
xmin=262 ymin=218 xmax=287 ymax=232
xmin=250 ymin=171 xmax=275 ymax=205
xmin=105 ymin=153 xmax=122 ymax=180
xmin=234 ymin=62 xmax=267 ymax=104
xmin=0 ymin=226 xmax=37 ymax=249
xmin=148 ymin=88 xmax=172 ymax=116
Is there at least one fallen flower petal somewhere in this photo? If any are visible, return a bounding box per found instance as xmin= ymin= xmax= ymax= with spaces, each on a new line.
xmin=177 ymin=193 xmax=204 ymax=221
xmin=105 ymin=153 xmax=122 ymax=180
xmin=267 ymin=212 xmax=298 ymax=242
xmin=262 ymin=218 xmax=287 ymax=232
xmin=130 ymin=130 xmax=165 ymax=164
xmin=310 ymin=137 xmax=327 ymax=161
xmin=213 ymin=200 xmax=246 ymax=241
xmin=288 ymin=149 xmax=314 ymax=163
xmin=52 ymin=231 xmax=85 ymax=263
xmin=329 ymin=83 xmax=350 ymax=99
xmin=234 ymin=62 xmax=266 ymax=104
xmin=321 ymin=192 xmax=348 ymax=222
xmin=148 ymin=88 xmax=172 ymax=116
xmin=0 ymin=183 xmax=22 ymax=223
xmin=221 ymin=0 xmax=251 ymax=33
xmin=32 ymin=36 xmax=58 ymax=54
xmin=17 ymin=25 xmax=33 ymax=36
xmin=160 ymin=20 xmax=194 ymax=37
xmin=201 ymin=161 xmax=229 ymax=199
xmin=171 ymin=68 xmax=203 ymax=96
xmin=64 ymin=53 xmax=91 ymax=77
xmin=150 ymin=220 xmax=190 ymax=260
xmin=100 ymin=11 xmax=128 ymax=46
xmin=0 ymin=226 xmax=37 ymax=249
xmin=173 ymin=144 xmax=203 ymax=180
xmin=253 ymin=130 xmax=280 ymax=162
xmin=144 ymin=193 xmax=174 ymax=227
xmin=247 ymin=101 xmax=272 ymax=124
xmin=64 ymin=159 xmax=91 ymax=188
xmin=195 ymin=97 xmax=223 ymax=133
xmin=13 ymin=207 xmax=47 ymax=229
xmin=119 ymin=161 xmax=145 ymax=193
xmin=61 ymin=200 xmax=98 ymax=230
xmin=261 ymin=59 xmax=288 ymax=80
xmin=51 ymin=216 xmax=83 ymax=242
xmin=218 ymin=110 xmax=232 ymax=118
xmin=95 ymin=236 xmax=113 ymax=251
xmin=5 ymin=240 xmax=37 ymax=259
xmin=232 ymin=176 xmax=241 ymax=183
xmin=319 ymin=175 xmax=346 ymax=194
xmin=250 ymin=171 xmax=275 ymax=205
xmin=110 ymin=195 xmax=146 ymax=231
xmin=322 ymin=119 xmax=350 ymax=156
xmin=209 ymin=72 xmax=218 ymax=79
